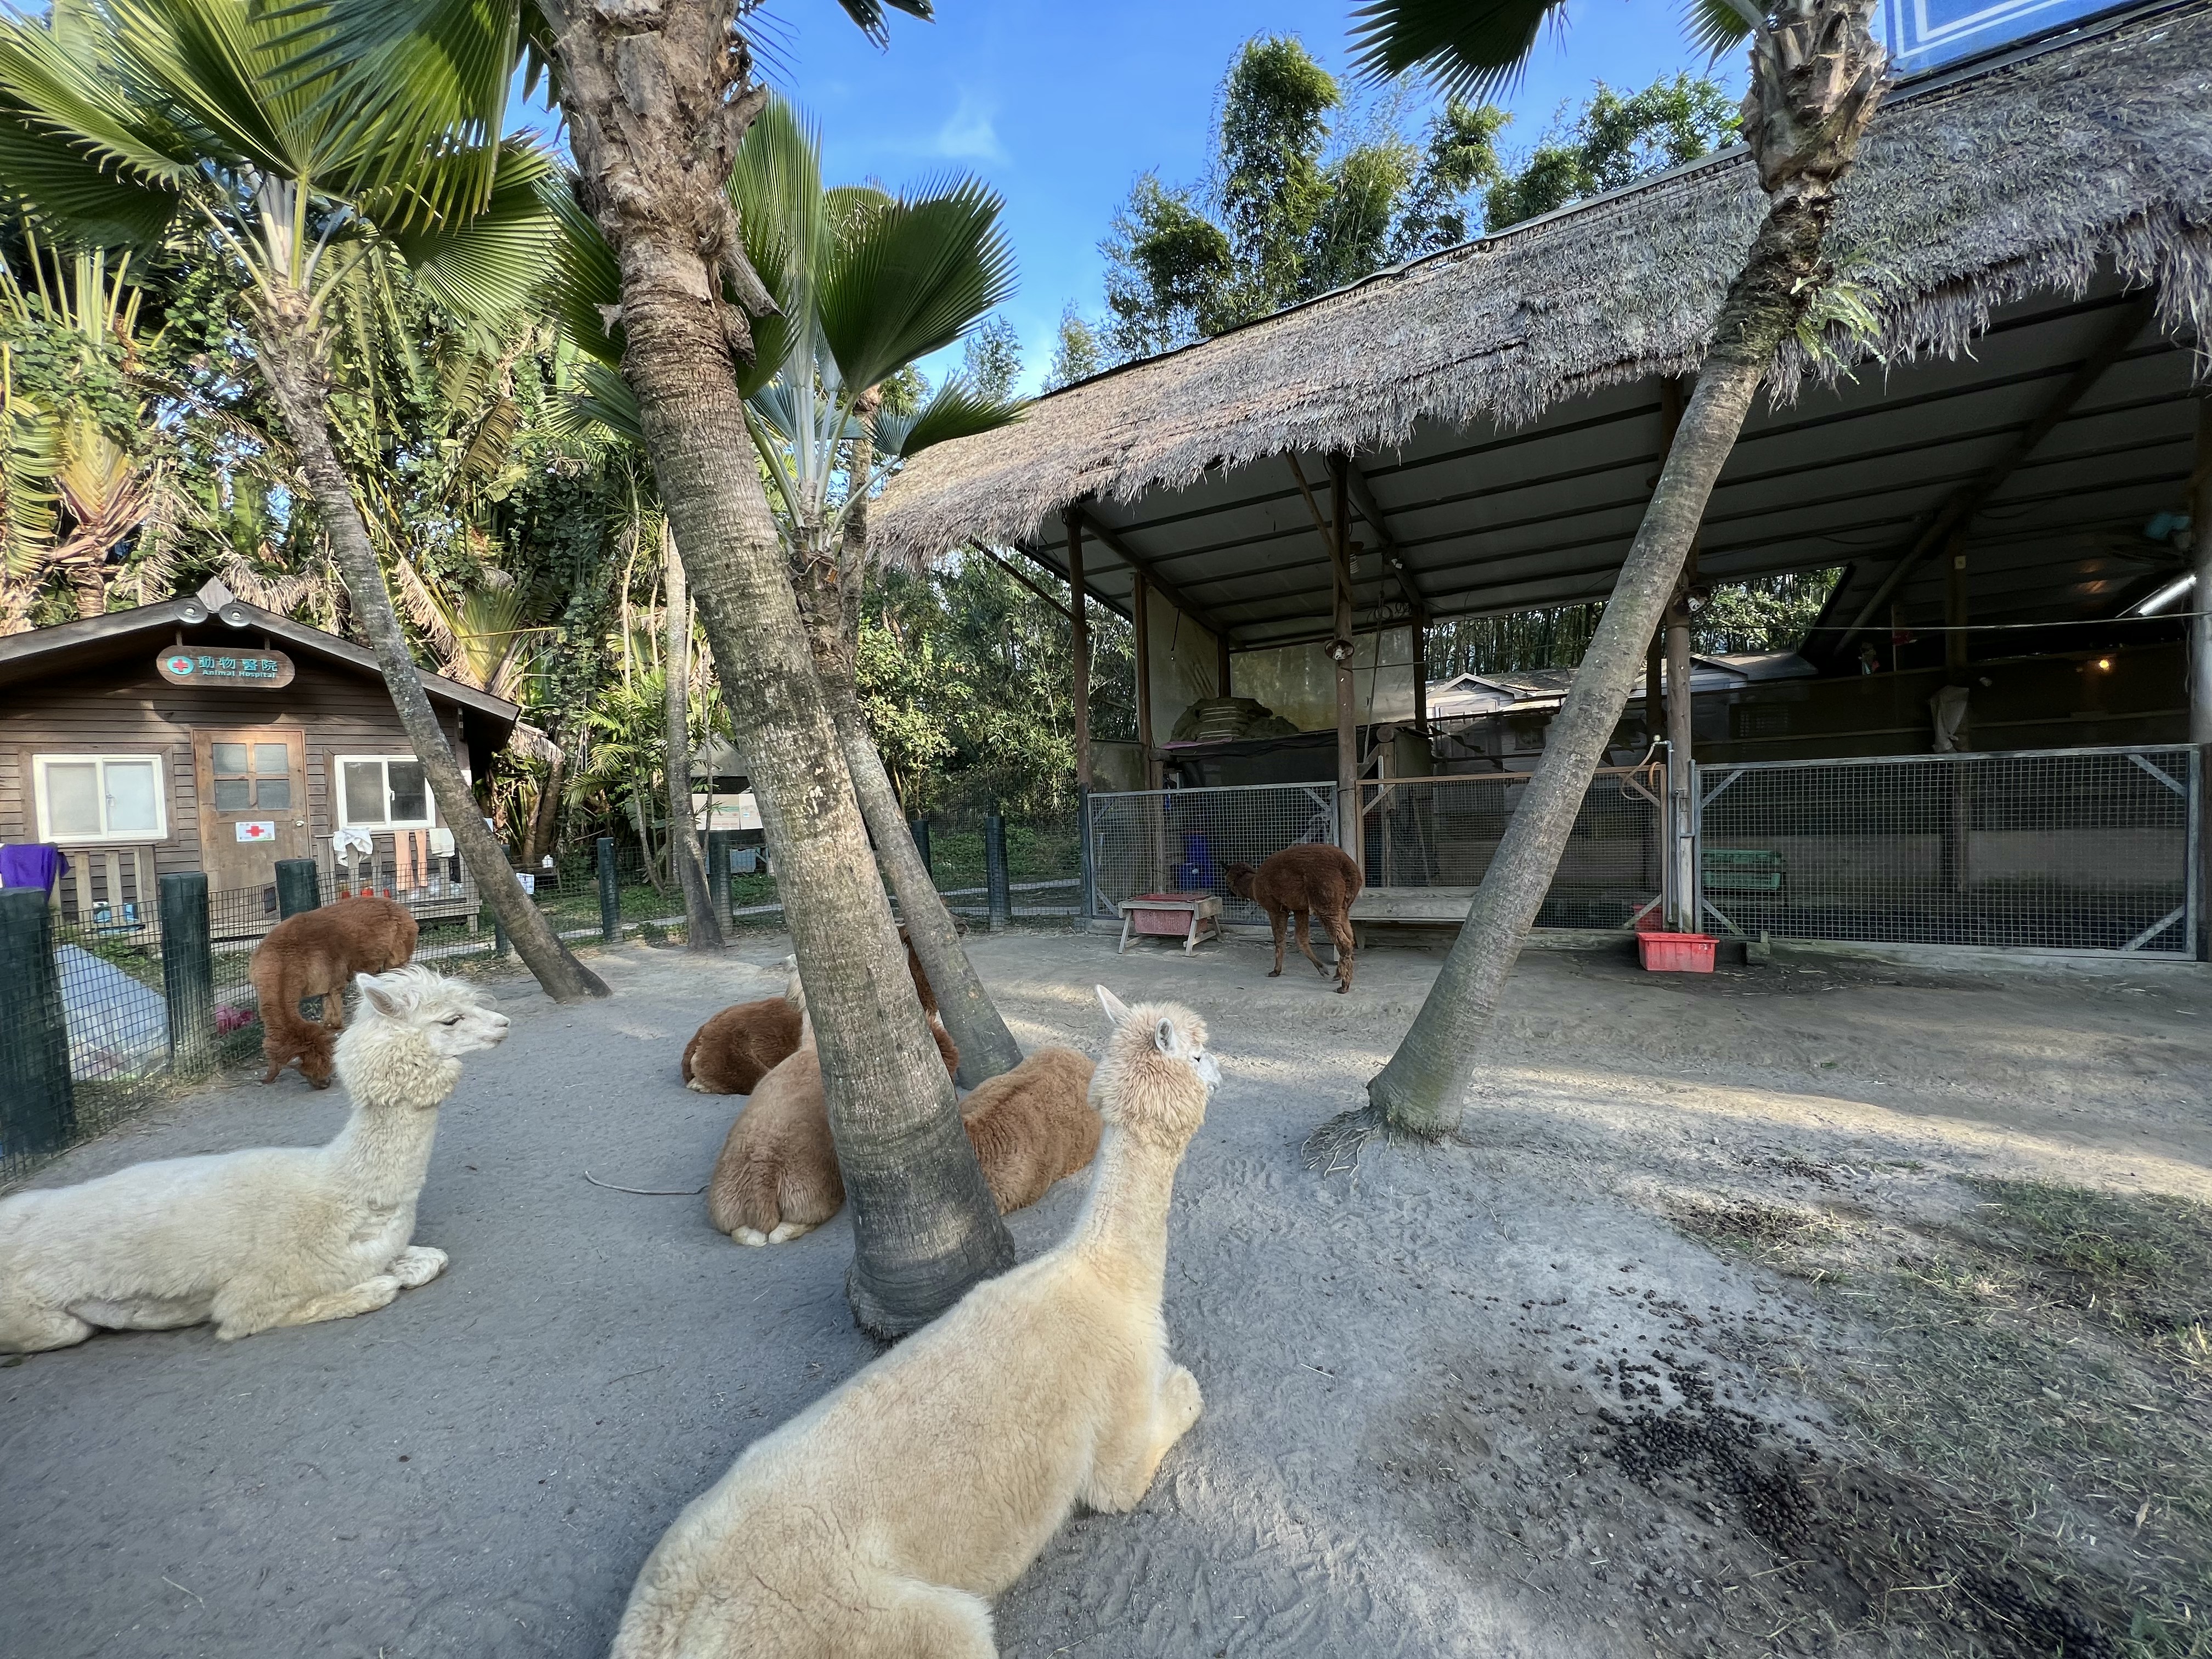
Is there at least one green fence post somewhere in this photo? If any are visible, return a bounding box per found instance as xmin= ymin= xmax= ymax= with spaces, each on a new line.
xmin=0 ymin=888 xmax=76 ymax=1157
xmin=909 ymin=817 xmax=933 ymax=880
xmin=706 ymin=828 xmax=732 ymax=921
xmin=597 ymin=837 xmax=619 ymax=944
xmin=274 ymin=857 xmax=320 ymax=919
xmin=984 ymin=808 xmax=1012 ymax=933
xmin=160 ymin=872 xmax=215 ymax=1077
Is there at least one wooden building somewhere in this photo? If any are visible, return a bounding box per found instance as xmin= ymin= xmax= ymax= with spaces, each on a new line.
xmin=0 ymin=579 xmax=519 ymax=933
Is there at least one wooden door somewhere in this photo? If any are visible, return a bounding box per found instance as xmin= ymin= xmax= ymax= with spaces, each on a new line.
xmin=193 ymin=727 xmax=310 ymax=905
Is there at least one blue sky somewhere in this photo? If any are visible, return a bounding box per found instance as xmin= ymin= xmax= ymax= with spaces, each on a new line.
xmin=749 ymin=1 xmax=1746 ymax=394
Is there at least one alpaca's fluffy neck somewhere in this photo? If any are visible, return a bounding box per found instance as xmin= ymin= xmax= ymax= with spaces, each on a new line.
xmin=1068 ymin=1124 xmax=1184 ymax=1295
xmin=326 ymin=1031 xmax=461 ymax=1200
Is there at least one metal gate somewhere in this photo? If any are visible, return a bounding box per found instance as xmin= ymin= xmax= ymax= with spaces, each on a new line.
xmin=1085 ymin=783 xmax=1337 ymax=924
xmin=1695 ymin=745 xmax=2201 ymax=955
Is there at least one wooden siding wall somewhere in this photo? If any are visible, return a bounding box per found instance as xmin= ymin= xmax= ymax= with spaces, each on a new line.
xmin=0 ymin=653 xmax=472 ymax=884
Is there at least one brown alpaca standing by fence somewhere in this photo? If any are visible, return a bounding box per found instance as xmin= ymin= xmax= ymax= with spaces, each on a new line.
xmin=250 ymin=896 xmax=418 ymax=1088
xmin=1224 ymin=843 xmax=1364 ymax=994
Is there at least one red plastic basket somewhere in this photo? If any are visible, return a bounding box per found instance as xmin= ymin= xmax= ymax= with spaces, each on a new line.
xmin=1638 ymin=931 xmax=1716 ymax=973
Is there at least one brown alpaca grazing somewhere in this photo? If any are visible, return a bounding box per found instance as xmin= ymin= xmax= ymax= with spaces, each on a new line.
xmin=958 ymin=1046 xmax=1101 ymax=1214
xmin=250 ymin=896 xmax=419 ymax=1087
xmin=1224 ymin=843 xmax=1364 ymax=994
xmin=681 ymin=930 xmax=939 ymax=1097
xmin=707 ymin=1010 xmax=960 ymax=1246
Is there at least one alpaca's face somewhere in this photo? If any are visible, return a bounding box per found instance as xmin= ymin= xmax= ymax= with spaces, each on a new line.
xmin=422 ymin=995 xmax=511 ymax=1060
xmin=356 ymin=969 xmax=511 ymax=1059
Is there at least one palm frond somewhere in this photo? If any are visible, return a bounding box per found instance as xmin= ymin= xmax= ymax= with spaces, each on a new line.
xmin=816 ymin=174 xmax=1015 ymax=398
xmin=1346 ymin=0 xmax=1564 ymax=99
xmin=571 ymin=359 xmax=643 ymax=445
xmin=384 ymin=140 xmax=560 ymax=320
xmin=828 ymin=0 xmax=934 ymax=47
xmin=537 ymin=168 xmax=622 ymax=362
xmin=1683 ymin=0 xmax=1760 ymax=60
xmin=866 ymin=374 xmax=1020 ymax=461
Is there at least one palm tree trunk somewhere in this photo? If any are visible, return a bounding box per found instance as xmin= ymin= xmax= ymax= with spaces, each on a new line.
xmin=539 ymin=0 xmax=1013 ymax=1334
xmin=1351 ymin=0 xmax=1885 ymax=1142
xmin=663 ymin=521 xmax=722 ymax=949
xmin=524 ymin=748 xmax=564 ymax=868
xmin=255 ymin=297 xmax=609 ymax=1003
xmin=803 ymin=420 xmax=1023 ymax=1085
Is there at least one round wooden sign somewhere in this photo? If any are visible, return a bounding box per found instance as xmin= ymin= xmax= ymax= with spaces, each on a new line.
xmin=156 ymin=647 xmax=296 ymax=689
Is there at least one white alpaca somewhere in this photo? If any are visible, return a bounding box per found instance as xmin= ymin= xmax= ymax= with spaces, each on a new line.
xmin=0 ymin=966 xmax=509 ymax=1352
xmin=610 ymin=986 xmax=1220 ymax=1659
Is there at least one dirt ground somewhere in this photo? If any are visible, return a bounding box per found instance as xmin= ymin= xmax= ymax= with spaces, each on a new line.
xmin=3 ymin=926 xmax=2207 ymax=1658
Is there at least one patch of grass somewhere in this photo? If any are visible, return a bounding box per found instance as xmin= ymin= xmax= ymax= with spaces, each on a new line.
xmin=1666 ymin=1176 xmax=2212 ymax=1656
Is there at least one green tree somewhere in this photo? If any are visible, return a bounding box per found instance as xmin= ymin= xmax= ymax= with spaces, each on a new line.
xmin=1328 ymin=0 xmax=1888 ymax=1145
xmin=0 ymin=0 xmax=606 ymax=1002
xmin=1043 ymin=302 xmax=1104 ymax=391
xmin=960 ymin=313 xmax=1022 ymax=401
xmin=1485 ymin=74 xmax=1741 ymax=229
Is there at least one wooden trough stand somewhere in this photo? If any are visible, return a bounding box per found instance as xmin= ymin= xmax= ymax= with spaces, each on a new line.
xmin=1116 ymin=891 xmax=1223 ymax=957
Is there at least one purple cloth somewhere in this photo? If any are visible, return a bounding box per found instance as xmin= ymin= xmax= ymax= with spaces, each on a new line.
xmin=0 ymin=844 xmax=67 ymax=894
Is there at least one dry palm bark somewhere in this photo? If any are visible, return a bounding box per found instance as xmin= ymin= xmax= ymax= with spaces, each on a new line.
xmin=532 ymin=0 xmax=1013 ymax=1331
xmin=1351 ymin=0 xmax=1888 ymax=1141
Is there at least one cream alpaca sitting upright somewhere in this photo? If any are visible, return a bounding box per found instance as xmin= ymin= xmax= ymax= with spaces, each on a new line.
xmin=611 ymin=987 xmax=1220 ymax=1659
xmin=0 ymin=967 xmax=508 ymax=1352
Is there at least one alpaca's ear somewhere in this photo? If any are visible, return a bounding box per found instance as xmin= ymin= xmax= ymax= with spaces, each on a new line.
xmin=1096 ymin=986 xmax=1131 ymax=1026
xmin=1153 ymin=1016 xmax=1180 ymax=1057
xmin=356 ymin=972 xmax=405 ymax=1019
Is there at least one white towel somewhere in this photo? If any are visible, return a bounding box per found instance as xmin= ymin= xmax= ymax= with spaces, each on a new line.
xmin=428 ymin=826 xmax=455 ymax=857
xmin=332 ymin=827 xmax=375 ymax=866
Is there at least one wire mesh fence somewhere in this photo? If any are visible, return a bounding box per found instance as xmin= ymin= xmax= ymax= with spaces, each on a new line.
xmin=1359 ymin=768 xmax=1667 ymax=930
xmin=1696 ymin=746 xmax=2200 ymax=953
xmin=917 ymin=800 xmax=1084 ymax=919
xmin=1086 ymin=783 xmax=1340 ymax=926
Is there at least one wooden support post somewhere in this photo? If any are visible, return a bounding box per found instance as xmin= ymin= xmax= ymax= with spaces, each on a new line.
xmin=909 ymin=817 xmax=933 ymax=879
xmin=1216 ymin=630 xmax=1232 ymax=699
xmin=1945 ymin=538 xmax=1970 ymax=673
xmin=0 ymin=887 xmax=76 ymax=1154
xmin=1132 ymin=573 xmax=1158 ymax=791
xmin=159 ymin=872 xmax=214 ymax=1078
xmin=596 ymin=836 xmax=619 ymax=944
xmin=1065 ymin=510 xmax=1093 ymax=789
xmin=275 ymin=857 xmax=320 ymax=919
xmin=1645 ymin=627 xmax=1664 ymax=744
xmin=1665 ymin=596 xmax=1696 ymax=933
xmin=1330 ymin=453 xmax=1358 ymax=855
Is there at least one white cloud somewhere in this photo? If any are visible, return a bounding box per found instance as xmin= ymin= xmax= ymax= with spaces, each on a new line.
xmin=932 ymin=92 xmax=1006 ymax=163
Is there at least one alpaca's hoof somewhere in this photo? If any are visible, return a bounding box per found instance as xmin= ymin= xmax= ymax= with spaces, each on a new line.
xmin=731 ymin=1227 xmax=769 ymax=1246
xmin=765 ymin=1220 xmax=815 ymax=1244
xmin=684 ymin=1077 xmax=704 ymax=1092
xmin=1266 ymin=969 xmax=1282 ymax=979
xmin=1335 ymin=982 xmax=1351 ymax=995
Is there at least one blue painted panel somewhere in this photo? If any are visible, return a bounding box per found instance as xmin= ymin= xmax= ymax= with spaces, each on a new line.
xmin=1875 ymin=0 xmax=2123 ymax=72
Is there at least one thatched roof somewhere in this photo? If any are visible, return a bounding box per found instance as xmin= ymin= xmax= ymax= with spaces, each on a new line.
xmin=874 ymin=1 xmax=2212 ymax=568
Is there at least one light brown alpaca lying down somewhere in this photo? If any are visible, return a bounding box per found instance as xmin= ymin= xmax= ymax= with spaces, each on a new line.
xmin=958 ymin=1046 xmax=1100 ymax=1214
xmin=707 ymin=1037 xmax=1099 ymax=1245
xmin=250 ymin=896 xmax=418 ymax=1088
xmin=681 ymin=929 xmax=940 ymax=1096
xmin=707 ymin=1012 xmax=960 ymax=1246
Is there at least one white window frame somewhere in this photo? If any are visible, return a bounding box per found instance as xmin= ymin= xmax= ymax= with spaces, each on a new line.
xmin=32 ymin=753 xmax=169 ymax=843
xmin=335 ymin=754 xmax=437 ymax=831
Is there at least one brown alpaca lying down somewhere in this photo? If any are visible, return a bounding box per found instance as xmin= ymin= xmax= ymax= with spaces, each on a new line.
xmin=250 ymin=896 xmax=418 ymax=1088
xmin=681 ymin=959 xmax=804 ymax=1097
xmin=1225 ymin=841 xmax=1364 ymax=994
xmin=707 ymin=1014 xmax=961 ymax=1246
xmin=957 ymin=1045 xmax=1100 ymax=1214
xmin=681 ymin=930 xmax=940 ymax=1096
